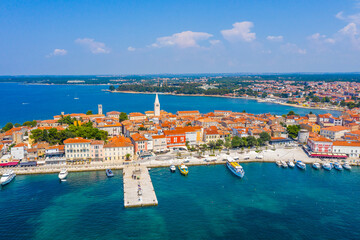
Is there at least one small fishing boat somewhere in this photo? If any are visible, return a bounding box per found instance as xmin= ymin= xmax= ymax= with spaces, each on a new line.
xmin=58 ymin=169 xmax=68 ymax=180
xmin=170 ymin=165 xmax=176 ymax=172
xmin=334 ymin=162 xmax=343 ymax=171
xmin=312 ymin=162 xmax=321 ymax=170
xmin=106 ymin=169 xmax=114 ymax=177
xmin=226 ymin=159 xmax=245 ymax=178
xmin=343 ymin=162 xmax=351 ymax=170
xmin=296 ymin=160 xmax=306 ymax=170
xmin=322 ymin=162 xmax=332 ymax=171
xmin=287 ymin=161 xmax=295 ymax=168
xmin=281 ymin=160 xmax=288 ymax=168
xmin=276 ymin=161 xmax=282 ymax=167
xmin=0 ymin=170 xmax=16 ymax=186
xmin=178 ymin=164 xmax=189 ymax=176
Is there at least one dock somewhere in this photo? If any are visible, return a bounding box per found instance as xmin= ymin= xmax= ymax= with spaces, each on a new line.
xmin=123 ymin=165 xmax=158 ymax=208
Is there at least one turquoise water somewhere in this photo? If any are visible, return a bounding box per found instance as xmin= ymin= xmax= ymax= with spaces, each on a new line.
xmin=1 ymin=163 xmax=359 ymax=240
xmin=0 ymin=83 xmax=339 ymax=126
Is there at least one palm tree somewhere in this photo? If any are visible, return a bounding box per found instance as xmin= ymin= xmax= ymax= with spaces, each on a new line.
xmin=125 ymin=153 xmax=131 ymax=161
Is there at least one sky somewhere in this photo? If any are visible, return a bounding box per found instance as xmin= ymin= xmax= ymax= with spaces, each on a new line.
xmin=1 ymin=0 xmax=360 ymax=75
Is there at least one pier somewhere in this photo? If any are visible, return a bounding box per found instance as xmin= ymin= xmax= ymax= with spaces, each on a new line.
xmin=123 ymin=165 xmax=158 ymax=208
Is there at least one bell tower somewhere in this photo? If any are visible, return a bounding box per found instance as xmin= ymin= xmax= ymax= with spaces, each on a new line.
xmin=154 ymin=94 xmax=160 ymax=116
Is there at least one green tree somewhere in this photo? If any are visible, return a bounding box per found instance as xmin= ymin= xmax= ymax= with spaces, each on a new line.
xmin=109 ymin=85 xmax=115 ymax=91
xmin=259 ymin=132 xmax=271 ymax=142
xmin=2 ymin=122 xmax=13 ymax=132
xmin=287 ymin=110 xmax=296 ymax=116
xmin=119 ymin=112 xmax=128 ymax=122
xmin=125 ymin=153 xmax=131 ymax=160
xmin=86 ymin=110 xmax=93 ymax=115
xmin=261 ymin=92 xmax=268 ymax=98
xmin=224 ymin=136 xmax=231 ymax=149
xmin=231 ymin=136 xmax=241 ymax=148
xmin=246 ymin=136 xmax=257 ymax=147
xmin=14 ymin=123 xmax=21 ymax=127
xmin=23 ymin=120 xmax=37 ymax=127
xmin=287 ymin=125 xmax=301 ymax=139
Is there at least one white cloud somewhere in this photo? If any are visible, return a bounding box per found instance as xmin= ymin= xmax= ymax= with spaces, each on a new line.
xmin=151 ymin=31 xmax=213 ymax=48
xmin=281 ymin=43 xmax=307 ymax=54
xmin=127 ymin=46 xmax=136 ymax=51
xmin=336 ymin=11 xmax=360 ymax=24
xmin=46 ymin=48 xmax=67 ymax=57
xmin=209 ymin=39 xmax=221 ymax=45
xmin=266 ymin=35 xmax=283 ymax=42
xmin=75 ymin=38 xmax=110 ymax=54
xmin=308 ymin=33 xmax=336 ymax=44
xmin=338 ymin=23 xmax=360 ymax=48
xmin=221 ymin=21 xmax=256 ymax=42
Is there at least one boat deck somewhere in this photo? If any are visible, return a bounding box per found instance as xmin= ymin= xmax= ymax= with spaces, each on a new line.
xmin=123 ymin=165 xmax=158 ymax=208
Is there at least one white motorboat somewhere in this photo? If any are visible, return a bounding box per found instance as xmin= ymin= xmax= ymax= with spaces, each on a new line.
xmin=296 ymin=161 xmax=306 ymax=170
xmin=334 ymin=162 xmax=343 ymax=171
xmin=58 ymin=169 xmax=68 ymax=180
xmin=1 ymin=170 xmax=16 ymax=186
xmin=276 ymin=161 xmax=282 ymax=167
xmin=170 ymin=165 xmax=176 ymax=173
xmin=312 ymin=162 xmax=321 ymax=170
xmin=322 ymin=162 xmax=332 ymax=171
xmin=287 ymin=161 xmax=295 ymax=168
xmin=280 ymin=160 xmax=288 ymax=168
xmin=343 ymin=163 xmax=351 ymax=170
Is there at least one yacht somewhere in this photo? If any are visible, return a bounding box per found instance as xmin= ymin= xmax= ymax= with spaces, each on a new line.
xmin=312 ymin=162 xmax=321 ymax=170
xmin=170 ymin=165 xmax=176 ymax=173
xmin=280 ymin=160 xmax=288 ymax=168
xmin=276 ymin=161 xmax=282 ymax=167
xmin=296 ymin=160 xmax=306 ymax=170
xmin=58 ymin=169 xmax=68 ymax=180
xmin=334 ymin=162 xmax=343 ymax=171
xmin=322 ymin=162 xmax=332 ymax=171
xmin=343 ymin=162 xmax=351 ymax=170
xmin=226 ymin=159 xmax=245 ymax=178
xmin=106 ymin=169 xmax=114 ymax=177
xmin=0 ymin=170 xmax=16 ymax=186
xmin=287 ymin=161 xmax=295 ymax=168
xmin=178 ymin=164 xmax=189 ymax=176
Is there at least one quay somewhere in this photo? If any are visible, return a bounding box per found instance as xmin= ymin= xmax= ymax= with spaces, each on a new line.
xmin=123 ymin=165 xmax=158 ymax=208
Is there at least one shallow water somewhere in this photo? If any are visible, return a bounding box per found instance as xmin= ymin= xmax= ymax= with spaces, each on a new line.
xmin=0 ymin=163 xmax=359 ymax=240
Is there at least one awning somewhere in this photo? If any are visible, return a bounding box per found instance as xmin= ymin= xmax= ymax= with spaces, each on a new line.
xmin=0 ymin=161 xmax=19 ymax=167
xmin=310 ymin=153 xmax=347 ymax=158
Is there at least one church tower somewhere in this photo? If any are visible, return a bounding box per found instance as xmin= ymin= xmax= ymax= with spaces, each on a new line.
xmin=154 ymin=94 xmax=160 ymax=116
xmin=98 ymin=104 xmax=103 ymax=115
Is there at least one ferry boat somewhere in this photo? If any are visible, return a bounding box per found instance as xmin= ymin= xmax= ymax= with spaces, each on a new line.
xmin=0 ymin=170 xmax=16 ymax=186
xmin=287 ymin=160 xmax=295 ymax=168
xmin=58 ymin=169 xmax=68 ymax=180
xmin=276 ymin=161 xmax=282 ymax=167
xmin=312 ymin=162 xmax=321 ymax=170
xmin=226 ymin=159 xmax=245 ymax=178
xmin=170 ymin=165 xmax=176 ymax=173
xmin=343 ymin=162 xmax=351 ymax=170
xmin=281 ymin=160 xmax=288 ymax=168
xmin=106 ymin=169 xmax=114 ymax=177
xmin=334 ymin=162 xmax=343 ymax=171
xmin=322 ymin=162 xmax=332 ymax=171
xmin=296 ymin=160 xmax=306 ymax=170
xmin=178 ymin=164 xmax=188 ymax=176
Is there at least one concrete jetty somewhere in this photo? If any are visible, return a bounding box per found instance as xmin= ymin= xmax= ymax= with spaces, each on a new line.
xmin=123 ymin=165 xmax=158 ymax=208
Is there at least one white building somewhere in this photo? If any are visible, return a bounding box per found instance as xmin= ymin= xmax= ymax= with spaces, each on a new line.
xmin=103 ymin=141 xmax=134 ymax=162
xmin=320 ymin=126 xmax=350 ymax=140
xmin=64 ymin=137 xmax=92 ymax=160
xmin=11 ymin=143 xmax=28 ymax=161
xmin=152 ymin=135 xmax=167 ymax=152
xmin=332 ymin=141 xmax=360 ymax=158
xmin=97 ymin=123 xmax=122 ymax=137
xmin=154 ymin=94 xmax=160 ymax=117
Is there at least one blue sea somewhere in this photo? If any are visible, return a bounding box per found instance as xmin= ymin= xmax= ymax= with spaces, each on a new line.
xmin=0 ymin=83 xmax=339 ymax=127
xmin=0 ymin=164 xmax=359 ymax=240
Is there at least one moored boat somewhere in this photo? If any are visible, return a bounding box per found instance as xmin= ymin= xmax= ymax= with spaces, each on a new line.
xmin=343 ymin=163 xmax=351 ymax=170
xmin=58 ymin=169 xmax=68 ymax=180
xmin=170 ymin=165 xmax=176 ymax=173
xmin=334 ymin=162 xmax=343 ymax=171
xmin=281 ymin=160 xmax=288 ymax=168
xmin=0 ymin=170 xmax=16 ymax=186
xmin=106 ymin=169 xmax=114 ymax=177
xmin=312 ymin=162 xmax=321 ymax=170
xmin=296 ymin=160 xmax=306 ymax=170
xmin=276 ymin=161 xmax=282 ymax=167
xmin=322 ymin=162 xmax=332 ymax=171
xmin=287 ymin=160 xmax=295 ymax=168
xmin=226 ymin=159 xmax=245 ymax=178
xmin=178 ymin=164 xmax=188 ymax=176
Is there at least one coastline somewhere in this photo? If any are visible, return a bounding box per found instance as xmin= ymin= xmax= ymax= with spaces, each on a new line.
xmin=107 ymin=89 xmax=343 ymax=112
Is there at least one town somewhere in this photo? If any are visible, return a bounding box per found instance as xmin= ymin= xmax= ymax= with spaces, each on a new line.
xmin=1 ymin=94 xmax=360 ymax=171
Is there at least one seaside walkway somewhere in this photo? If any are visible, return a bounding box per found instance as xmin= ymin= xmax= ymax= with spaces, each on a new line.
xmin=123 ymin=165 xmax=158 ymax=208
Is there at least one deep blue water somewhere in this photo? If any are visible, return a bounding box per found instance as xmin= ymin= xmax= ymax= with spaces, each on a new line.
xmin=0 ymin=83 xmax=339 ymax=127
xmin=0 ymin=163 xmax=359 ymax=240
